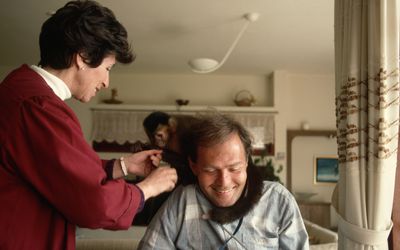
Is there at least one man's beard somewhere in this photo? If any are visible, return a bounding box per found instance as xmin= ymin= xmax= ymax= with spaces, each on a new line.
xmin=209 ymin=160 xmax=264 ymax=224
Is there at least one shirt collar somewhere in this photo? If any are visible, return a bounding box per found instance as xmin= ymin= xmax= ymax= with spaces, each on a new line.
xmin=30 ymin=65 xmax=72 ymax=101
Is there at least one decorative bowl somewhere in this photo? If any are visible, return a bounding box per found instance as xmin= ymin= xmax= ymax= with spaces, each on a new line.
xmin=234 ymin=90 xmax=256 ymax=106
xmin=176 ymin=99 xmax=189 ymax=106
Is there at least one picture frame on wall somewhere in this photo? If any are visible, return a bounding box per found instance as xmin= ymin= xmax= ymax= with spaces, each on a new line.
xmin=314 ymin=155 xmax=339 ymax=184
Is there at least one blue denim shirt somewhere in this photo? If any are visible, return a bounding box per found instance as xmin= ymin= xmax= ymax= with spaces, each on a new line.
xmin=138 ymin=181 xmax=309 ymax=250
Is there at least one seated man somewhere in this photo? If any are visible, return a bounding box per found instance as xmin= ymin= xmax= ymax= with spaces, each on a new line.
xmin=138 ymin=113 xmax=309 ymax=249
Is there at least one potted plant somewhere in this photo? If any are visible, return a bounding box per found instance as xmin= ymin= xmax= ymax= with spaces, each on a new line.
xmin=253 ymin=151 xmax=283 ymax=184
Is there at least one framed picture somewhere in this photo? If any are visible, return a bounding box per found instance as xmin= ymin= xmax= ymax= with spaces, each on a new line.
xmin=314 ymin=155 xmax=339 ymax=184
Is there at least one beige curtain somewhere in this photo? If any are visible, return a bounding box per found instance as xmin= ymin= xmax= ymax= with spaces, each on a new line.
xmin=334 ymin=0 xmax=399 ymax=249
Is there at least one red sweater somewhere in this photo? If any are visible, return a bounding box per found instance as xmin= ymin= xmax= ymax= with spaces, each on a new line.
xmin=0 ymin=65 xmax=143 ymax=249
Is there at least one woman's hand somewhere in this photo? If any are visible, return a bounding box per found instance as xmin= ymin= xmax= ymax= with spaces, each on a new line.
xmin=123 ymin=149 xmax=162 ymax=177
xmin=119 ymin=149 xmax=178 ymax=199
xmin=136 ymin=167 xmax=178 ymax=200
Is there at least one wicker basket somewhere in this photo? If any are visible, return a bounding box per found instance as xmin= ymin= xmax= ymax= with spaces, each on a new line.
xmin=234 ymin=90 xmax=255 ymax=106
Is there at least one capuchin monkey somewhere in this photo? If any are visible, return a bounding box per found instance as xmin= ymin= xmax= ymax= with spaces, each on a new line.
xmin=132 ymin=112 xmax=197 ymax=225
xmin=142 ymin=111 xmax=198 ymax=185
xmin=143 ymin=111 xmax=197 ymax=154
xmin=142 ymin=111 xmax=176 ymax=150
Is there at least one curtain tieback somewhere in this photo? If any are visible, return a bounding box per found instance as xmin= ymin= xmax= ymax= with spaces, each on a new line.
xmin=338 ymin=214 xmax=393 ymax=245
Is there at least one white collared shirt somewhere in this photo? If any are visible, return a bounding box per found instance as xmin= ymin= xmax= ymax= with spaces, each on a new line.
xmin=30 ymin=65 xmax=72 ymax=101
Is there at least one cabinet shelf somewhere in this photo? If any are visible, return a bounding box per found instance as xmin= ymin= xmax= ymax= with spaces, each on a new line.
xmin=91 ymin=104 xmax=278 ymax=113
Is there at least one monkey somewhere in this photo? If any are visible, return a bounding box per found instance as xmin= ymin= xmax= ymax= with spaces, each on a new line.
xmin=132 ymin=111 xmax=197 ymax=225
xmin=141 ymin=111 xmax=198 ymax=185
xmin=142 ymin=111 xmax=173 ymax=149
xmin=142 ymin=111 xmax=197 ymax=155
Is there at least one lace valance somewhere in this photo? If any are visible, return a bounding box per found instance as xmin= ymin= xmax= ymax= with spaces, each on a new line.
xmin=91 ymin=107 xmax=275 ymax=148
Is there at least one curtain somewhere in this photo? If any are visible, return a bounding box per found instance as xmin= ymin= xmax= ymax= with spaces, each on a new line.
xmin=391 ymin=139 xmax=400 ymax=249
xmin=91 ymin=109 xmax=275 ymax=146
xmin=334 ymin=1 xmax=399 ymax=249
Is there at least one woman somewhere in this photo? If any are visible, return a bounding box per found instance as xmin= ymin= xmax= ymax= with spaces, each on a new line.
xmin=0 ymin=1 xmax=177 ymax=249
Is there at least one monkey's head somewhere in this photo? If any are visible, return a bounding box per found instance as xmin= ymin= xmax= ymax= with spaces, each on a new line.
xmin=143 ymin=111 xmax=177 ymax=148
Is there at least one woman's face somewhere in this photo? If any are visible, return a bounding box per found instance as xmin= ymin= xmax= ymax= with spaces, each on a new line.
xmin=74 ymin=54 xmax=116 ymax=102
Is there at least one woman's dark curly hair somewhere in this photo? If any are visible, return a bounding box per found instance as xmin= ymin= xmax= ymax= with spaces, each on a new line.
xmin=39 ymin=0 xmax=134 ymax=69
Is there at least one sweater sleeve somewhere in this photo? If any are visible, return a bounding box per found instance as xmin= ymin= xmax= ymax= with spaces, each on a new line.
xmin=10 ymin=97 xmax=142 ymax=230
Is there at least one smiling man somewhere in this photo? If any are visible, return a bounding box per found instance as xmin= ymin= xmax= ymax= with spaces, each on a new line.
xmin=138 ymin=113 xmax=309 ymax=250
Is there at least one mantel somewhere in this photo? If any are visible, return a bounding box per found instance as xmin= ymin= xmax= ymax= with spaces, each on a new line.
xmin=91 ymin=104 xmax=278 ymax=113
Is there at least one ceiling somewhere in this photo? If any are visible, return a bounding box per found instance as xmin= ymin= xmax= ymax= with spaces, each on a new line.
xmin=0 ymin=0 xmax=334 ymax=75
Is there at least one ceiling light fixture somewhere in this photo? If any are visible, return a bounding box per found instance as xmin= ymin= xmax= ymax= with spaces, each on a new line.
xmin=188 ymin=12 xmax=259 ymax=74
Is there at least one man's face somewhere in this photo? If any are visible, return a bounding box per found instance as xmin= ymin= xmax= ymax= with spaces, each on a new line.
xmin=190 ymin=133 xmax=248 ymax=207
